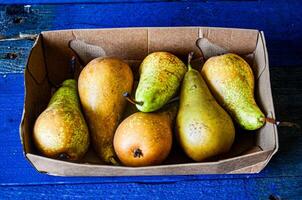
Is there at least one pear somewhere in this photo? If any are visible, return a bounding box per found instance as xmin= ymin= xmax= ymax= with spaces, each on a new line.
xmin=78 ymin=57 xmax=133 ymax=165
xmin=201 ymin=53 xmax=265 ymax=130
xmin=135 ymin=52 xmax=186 ymax=112
xmin=176 ymin=53 xmax=235 ymax=162
xmin=113 ymin=105 xmax=177 ymax=167
xmin=33 ymin=79 xmax=90 ymax=160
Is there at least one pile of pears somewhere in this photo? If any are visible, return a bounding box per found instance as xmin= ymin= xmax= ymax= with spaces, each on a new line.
xmin=33 ymin=51 xmax=266 ymax=167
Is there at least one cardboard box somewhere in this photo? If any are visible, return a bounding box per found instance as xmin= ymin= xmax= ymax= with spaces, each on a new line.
xmin=19 ymin=27 xmax=278 ymax=176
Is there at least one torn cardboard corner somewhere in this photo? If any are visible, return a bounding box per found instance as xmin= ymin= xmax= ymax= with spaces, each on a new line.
xmin=69 ymin=39 xmax=107 ymax=65
xmin=196 ymin=38 xmax=228 ymax=60
xmin=20 ymin=27 xmax=278 ymax=176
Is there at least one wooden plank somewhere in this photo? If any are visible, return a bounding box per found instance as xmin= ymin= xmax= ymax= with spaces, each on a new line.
xmin=0 ymin=0 xmax=267 ymax=5
xmin=0 ymin=0 xmax=182 ymax=4
xmin=0 ymin=177 xmax=301 ymax=199
xmin=1 ymin=1 xmax=302 ymax=73
xmin=0 ymin=65 xmax=301 ymax=185
xmin=0 ymin=5 xmax=54 ymax=74
xmin=0 ymin=1 xmax=301 ymax=194
xmin=0 ymin=41 xmax=33 ymax=74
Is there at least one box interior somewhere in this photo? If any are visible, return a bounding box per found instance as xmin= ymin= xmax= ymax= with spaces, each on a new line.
xmin=21 ymin=27 xmax=276 ymax=166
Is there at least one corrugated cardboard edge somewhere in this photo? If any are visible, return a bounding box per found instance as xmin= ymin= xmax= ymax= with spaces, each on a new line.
xmin=248 ymin=31 xmax=279 ymax=172
xmin=26 ymin=149 xmax=273 ymax=176
xmin=19 ymin=34 xmax=45 ymax=173
xmin=19 ymin=34 xmax=42 ymax=155
xmin=229 ymin=31 xmax=278 ymax=173
xmin=19 ymin=27 xmax=279 ymax=176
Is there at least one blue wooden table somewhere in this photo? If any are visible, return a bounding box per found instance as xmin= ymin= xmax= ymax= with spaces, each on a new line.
xmin=0 ymin=1 xmax=301 ymax=199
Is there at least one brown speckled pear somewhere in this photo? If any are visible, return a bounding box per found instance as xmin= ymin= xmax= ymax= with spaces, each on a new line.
xmin=201 ymin=53 xmax=265 ymax=130
xmin=113 ymin=105 xmax=176 ymax=167
xmin=33 ymin=79 xmax=90 ymax=161
xmin=176 ymin=53 xmax=235 ymax=162
xmin=78 ymin=57 xmax=133 ymax=165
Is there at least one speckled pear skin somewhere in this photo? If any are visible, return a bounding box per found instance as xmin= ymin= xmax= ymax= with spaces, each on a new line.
xmin=78 ymin=57 xmax=133 ymax=165
xmin=33 ymin=79 xmax=90 ymax=161
xmin=176 ymin=67 xmax=235 ymax=162
xmin=201 ymin=53 xmax=265 ymax=130
xmin=135 ymin=52 xmax=186 ymax=112
xmin=113 ymin=107 xmax=175 ymax=167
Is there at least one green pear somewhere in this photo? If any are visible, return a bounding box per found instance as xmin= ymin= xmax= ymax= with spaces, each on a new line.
xmin=176 ymin=53 xmax=235 ymax=161
xmin=201 ymin=53 xmax=265 ymax=130
xmin=33 ymin=79 xmax=90 ymax=160
xmin=135 ymin=52 xmax=186 ymax=112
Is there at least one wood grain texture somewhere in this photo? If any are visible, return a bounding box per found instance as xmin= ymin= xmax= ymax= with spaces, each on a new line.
xmin=0 ymin=0 xmax=269 ymax=4
xmin=0 ymin=177 xmax=301 ymax=199
xmin=0 ymin=1 xmax=302 ymax=199
xmin=0 ymin=0 xmax=189 ymax=4
xmin=1 ymin=1 xmax=302 ymax=73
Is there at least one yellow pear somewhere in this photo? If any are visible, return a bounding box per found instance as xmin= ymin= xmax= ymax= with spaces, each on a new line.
xmin=201 ymin=53 xmax=265 ymax=130
xmin=34 ymin=79 xmax=90 ymax=160
xmin=176 ymin=53 xmax=235 ymax=161
xmin=78 ymin=57 xmax=133 ymax=164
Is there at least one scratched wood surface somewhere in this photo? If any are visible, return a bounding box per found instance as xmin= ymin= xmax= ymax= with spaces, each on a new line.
xmin=0 ymin=0 xmax=278 ymax=4
xmin=0 ymin=1 xmax=301 ymax=199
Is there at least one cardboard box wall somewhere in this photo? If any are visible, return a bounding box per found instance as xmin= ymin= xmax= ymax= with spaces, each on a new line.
xmin=20 ymin=27 xmax=278 ymax=176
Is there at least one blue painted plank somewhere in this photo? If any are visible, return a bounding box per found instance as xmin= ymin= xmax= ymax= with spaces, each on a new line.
xmin=1 ymin=0 xmax=165 ymax=3
xmin=0 ymin=2 xmax=301 ymax=198
xmin=0 ymin=0 xmax=262 ymax=5
xmin=0 ymin=40 xmax=33 ymax=74
xmin=1 ymin=177 xmax=302 ymax=200
xmin=1 ymin=1 xmax=302 ymax=71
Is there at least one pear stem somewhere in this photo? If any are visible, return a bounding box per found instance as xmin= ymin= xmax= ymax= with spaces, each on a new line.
xmin=167 ymin=96 xmax=179 ymax=104
xmin=261 ymin=117 xmax=300 ymax=129
xmin=187 ymin=52 xmax=194 ymax=71
xmin=123 ymin=92 xmax=143 ymax=106
xmin=69 ymin=56 xmax=76 ymax=78
xmin=263 ymin=117 xmax=277 ymax=124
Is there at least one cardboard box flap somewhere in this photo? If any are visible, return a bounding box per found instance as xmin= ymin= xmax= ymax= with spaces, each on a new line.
xmin=196 ymin=37 xmax=228 ymax=60
xmin=41 ymin=27 xmax=203 ymax=84
xmin=147 ymin=27 xmax=201 ymax=60
xmin=21 ymin=35 xmax=51 ymax=154
xmin=72 ymin=29 xmax=148 ymax=60
xmin=199 ymin=27 xmax=259 ymax=55
xmin=43 ymin=27 xmax=261 ymax=82
xmin=41 ymin=30 xmax=76 ymax=85
xmin=26 ymin=149 xmax=273 ymax=176
xmin=255 ymin=33 xmax=278 ymax=151
xmin=69 ymin=39 xmax=107 ymax=65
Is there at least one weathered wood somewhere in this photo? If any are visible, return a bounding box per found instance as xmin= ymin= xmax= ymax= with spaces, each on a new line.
xmin=0 ymin=0 xmax=178 ymax=4
xmin=0 ymin=177 xmax=301 ymax=199
xmin=0 ymin=41 xmax=33 ymax=74
xmin=0 ymin=0 xmax=273 ymax=4
xmin=0 ymin=1 xmax=302 ymax=198
xmin=1 ymin=1 xmax=302 ymax=74
xmin=0 ymin=5 xmax=54 ymax=74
